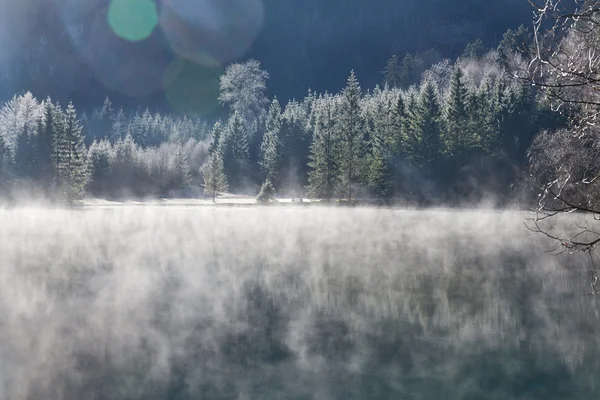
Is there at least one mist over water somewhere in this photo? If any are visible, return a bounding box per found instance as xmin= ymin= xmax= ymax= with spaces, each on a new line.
xmin=0 ymin=207 xmax=598 ymax=399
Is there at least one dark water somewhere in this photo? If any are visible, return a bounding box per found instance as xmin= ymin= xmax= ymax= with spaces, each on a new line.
xmin=0 ymin=207 xmax=598 ymax=399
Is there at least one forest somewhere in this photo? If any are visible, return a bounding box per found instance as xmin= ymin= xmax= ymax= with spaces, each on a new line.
xmin=0 ymin=22 xmax=566 ymax=205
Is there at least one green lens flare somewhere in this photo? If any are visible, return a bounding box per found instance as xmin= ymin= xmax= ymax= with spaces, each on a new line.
xmin=108 ymin=0 xmax=158 ymax=42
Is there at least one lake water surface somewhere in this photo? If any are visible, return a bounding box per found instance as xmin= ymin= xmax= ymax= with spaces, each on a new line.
xmin=0 ymin=207 xmax=598 ymax=399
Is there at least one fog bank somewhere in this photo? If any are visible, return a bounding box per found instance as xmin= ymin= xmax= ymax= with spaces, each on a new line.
xmin=0 ymin=207 xmax=597 ymax=399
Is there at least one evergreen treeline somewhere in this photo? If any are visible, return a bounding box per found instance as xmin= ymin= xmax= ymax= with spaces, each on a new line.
xmin=0 ymin=28 xmax=564 ymax=204
xmin=0 ymin=95 xmax=209 ymax=202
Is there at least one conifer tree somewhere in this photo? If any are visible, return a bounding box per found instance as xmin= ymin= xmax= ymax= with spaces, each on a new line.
xmin=259 ymin=98 xmax=282 ymax=181
xmin=368 ymin=92 xmax=399 ymax=200
xmin=202 ymin=152 xmax=228 ymax=202
xmin=445 ymin=67 xmax=471 ymax=161
xmin=468 ymin=79 xmax=495 ymax=154
xmin=110 ymin=109 xmax=127 ymax=141
xmin=56 ymin=102 xmax=89 ymax=202
xmin=277 ymin=100 xmax=312 ymax=194
xmin=399 ymin=54 xmax=417 ymax=87
xmin=257 ymin=178 xmax=276 ymax=203
xmin=219 ymin=111 xmax=249 ymax=191
xmin=382 ymin=55 xmax=401 ymax=87
xmin=404 ymin=92 xmax=420 ymax=164
xmin=87 ymin=139 xmax=112 ymax=196
xmin=131 ymin=108 xmax=152 ymax=148
xmin=14 ymin=126 xmax=37 ymax=179
xmin=208 ymin=121 xmax=224 ymax=155
xmin=392 ymin=93 xmax=406 ymax=153
xmin=167 ymin=144 xmax=191 ymax=194
xmin=338 ymin=70 xmax=365 ymax=201
xmin=414 ymin=81 xmax=443 ymax=180
xmin=307 ymin=97 xmax=339 ymax=201
xmin=36 ymin=98 xmax=59 ymax=188
xmin=227 ymin=111 xmax=249 ymax=160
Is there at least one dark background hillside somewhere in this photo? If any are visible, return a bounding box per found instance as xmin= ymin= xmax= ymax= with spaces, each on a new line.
xmin=0 ymin=0 xmax=532 ymax=113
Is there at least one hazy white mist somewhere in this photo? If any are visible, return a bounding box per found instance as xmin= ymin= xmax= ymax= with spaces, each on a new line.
xmin=0 ymin=207 xmax=597 ymax=399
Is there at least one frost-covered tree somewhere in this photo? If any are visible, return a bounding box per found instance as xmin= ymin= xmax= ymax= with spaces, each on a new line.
xmin=55 ymin=102 xmax=88 ymax=202
xmin=110 ymin=109 xmax=127 ymax=141
xmin=422 ymin=59 xmax=453 ymax=97
xmin=219 ymin=111 xmax=249 ymax=191
xmin=110 ymin=134 xmax=141 ymax=196
xmin=87 ymin=96 xmax=114 ymax=143
xmin=219 ymin=59 xmax=269 ymax=166
xmin=0 ymin=92 xmax=42 ymax=162
xmin=338 ymin=70 xmax=365 ymax=201
xmin=35 ymin=97 xmax=60 ymax=188
xmin=368 ymin=91 xmax=401 ymax=200
xmin=277 ymin=100 xmax=312 ymax=195
xmin=307 ymin=95 xmax=339 ymax=201
xmin=219 ymin=60 xmax=270 ymax=127
xmin=147 ymin=142 xmax=191 ymax=196
xmin=202 ymin=152 xmax=228 ymax=202
xmin=260 ymin=98 xmax=282 ymax=181
xmin=208 ymin=121 xmax=224 ymax=155
xmin=131 ymin=108 xmax=153 ymax=148
xmin=87 ymin=139 xmax=113 ymax=196
xmin=225 ymin=111 xmax=249 ymax=161
xmin=257 ymin=178 xmax=276 ymax=203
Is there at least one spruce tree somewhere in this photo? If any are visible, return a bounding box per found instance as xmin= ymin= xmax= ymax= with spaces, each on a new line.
xmin=259 ymin=98 xmax=282 ymax=182
xmin=399 ymin=54 xmax=417 ymax=87
xmin=382 ymin=55 xmax=401 ymax=87
xmin=404 ymin=92 xmax=420 ymax=165
xmin=14 ymin=127 xmax=36 ymax=179
xmin=202 ymin=152 xmax=229 ymax=202
xmin=227 ymin=111 xmax=249 ymax=160
xmin=87 ymin=139 xmax=112 ymax=196
xmin=167 ymin=144 xmax=191 ymax=195
xmin=445 ymin=67 xmax=471 ymax=161
xmin=57 ymin=102 xmax=89 ymax=202
xmin=219 ymin=111 xmax=249 ymax=191
xmin=36 ymin=98 xmax=58 ymax=188
xmin=368 ymin=93 xmax=398 ymax=200
xmin=208 ymin=121 xmax=224 ymax=155
xmin=338 ymin=70 xmax=365 ymax=201
xmin=277 ymin=101 xmax=312 ymax=194
xmin=414 ymin=81 xmax=443 ymax=180
xmin=257 ymin=178 xmax=276 ymax=203
xmin=392 ymin=93 xmax=406 ymax=153
xmin=110 ymin=109 xmax=127 ymax=141
xmin=469 ymin=79 xmax=495 ymax=154
xmin=307 ymin=97 xmax=339 ymax=201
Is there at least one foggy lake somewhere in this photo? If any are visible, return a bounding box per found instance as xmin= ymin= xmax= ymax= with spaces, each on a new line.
xmin=0 ymin=206 xmax=598 ymax=399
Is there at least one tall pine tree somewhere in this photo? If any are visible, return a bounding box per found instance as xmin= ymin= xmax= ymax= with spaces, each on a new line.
xmin=368 ymin=92 xmax=400 ymax=200
xmin=208 ymin=121 xmax=224 ymax=155
xmin=307 ymin=96 xmax=339 ymax=201
xmin=202 ymin=152 xmax=229 ymax=202
xmin=414 ymin=81 xmax=443 ymax=180
xmin=338 ymin=70 xmax=365 ymax=201
xmin=56 ymin=102 xmax=89 ymax=202
xmin=219 ymin=111 xmax=249 ymax=191
xmin=36 ymin=98 xmax=59 ymax=189
xmin=445 ymin=67 xmax=472 ymax=162
xmin=260 ymin=98 xmax=282 ymax=182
